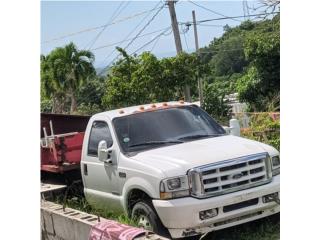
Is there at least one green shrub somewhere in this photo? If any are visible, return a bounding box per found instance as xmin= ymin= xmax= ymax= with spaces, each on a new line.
xmin=241 ymin=113 xmax=280 ymax=151
xmin=76 ymin=103 xmax=103 ymax=115
xmin=202 ymin=81 xmax=232 ymax=125
xmin=41 ymin=98 xmax=53 ymax=113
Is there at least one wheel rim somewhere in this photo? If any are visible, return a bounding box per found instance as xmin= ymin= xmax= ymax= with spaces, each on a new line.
xmin=137 ymin=214 xmax=153 ymax=231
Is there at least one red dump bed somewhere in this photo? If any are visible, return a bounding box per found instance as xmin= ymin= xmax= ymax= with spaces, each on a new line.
xmin=41 ymin=113 xmax=90 ymax=173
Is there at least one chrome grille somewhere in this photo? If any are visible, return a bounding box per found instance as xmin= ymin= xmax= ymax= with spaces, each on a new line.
xmin=188 ymin=153 xmax=272 ymax=198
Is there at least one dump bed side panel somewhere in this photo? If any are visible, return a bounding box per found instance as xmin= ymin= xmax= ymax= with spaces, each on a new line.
xmin=41 ymin=113 xmax=90 ymax=138
xmin=41 ymin=113 xmax=91 ymax=173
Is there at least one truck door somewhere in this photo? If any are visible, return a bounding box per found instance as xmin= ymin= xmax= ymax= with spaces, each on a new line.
xmin=82 ymin=120 xmax=120 ymax=209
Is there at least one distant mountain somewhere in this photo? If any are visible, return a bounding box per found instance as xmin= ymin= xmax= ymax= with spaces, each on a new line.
xmin=155 ymin=49 xmax=195 ymax=59
xmin=95 ymin=66 xmax=110 ymax=76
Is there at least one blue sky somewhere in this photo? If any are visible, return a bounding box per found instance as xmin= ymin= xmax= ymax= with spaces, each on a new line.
xmin=41 ymin=0 xmax=262 ymax=67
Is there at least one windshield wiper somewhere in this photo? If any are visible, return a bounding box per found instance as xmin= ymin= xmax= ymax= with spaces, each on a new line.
xmin=128 ymin=140 xmax=183 ymax=148
xmin=178 ymin=134 xmax=225 ymax=141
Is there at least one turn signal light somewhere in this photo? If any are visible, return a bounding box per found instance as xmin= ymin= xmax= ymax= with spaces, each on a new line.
xmin=160 ymin=192 xmax=172 ymax=199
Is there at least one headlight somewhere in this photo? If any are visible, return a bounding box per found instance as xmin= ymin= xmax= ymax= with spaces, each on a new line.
xmin=167 ymin=178 xmax=181 ymax=190
xmin=160 ymin=176 xmax=190 ymax=199
xmin=271 ymin=155 xmax=280 ymax=176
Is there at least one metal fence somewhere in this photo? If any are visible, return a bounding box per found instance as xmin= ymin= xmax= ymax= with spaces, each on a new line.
xmin=232 ymin=112 xmax=280 ymax=129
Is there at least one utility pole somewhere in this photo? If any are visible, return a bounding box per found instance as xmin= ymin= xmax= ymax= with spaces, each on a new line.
xmin=167 ymin=0 xmax=191 ymax=102
xmin=192 ymin=10 xmax=203 ymax=106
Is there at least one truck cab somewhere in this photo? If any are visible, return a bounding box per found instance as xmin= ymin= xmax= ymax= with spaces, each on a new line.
xmin=81 ymin=101 xmax=280 ymax=238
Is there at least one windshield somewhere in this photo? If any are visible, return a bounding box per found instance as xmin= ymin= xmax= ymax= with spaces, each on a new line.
xmin=113 ymin=105 xmax=226 ymax=153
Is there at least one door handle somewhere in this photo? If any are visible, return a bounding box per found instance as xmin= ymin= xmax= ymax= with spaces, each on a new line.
xmin=83 ymin=164 xmax=88 ymax=175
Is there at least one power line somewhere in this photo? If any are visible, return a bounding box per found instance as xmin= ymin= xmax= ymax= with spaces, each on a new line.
xmin=198 ymin=22 xmax=278 ymax=32
xmin=199 ymin=48 xmax=244 ymax=54
xmin=132 ymin=27 xmax=172 ymax=55
xmin=96 ymin=1 xmax=163 ymax=70
xmin=123 ymin=4 xmax=165 ymax=51
xmin=41 ymin=6 xmax=164 ymax=44
xmin=84 ymin=1 xmax=125 ymax=49
xmin=150 ymin=35 xmax=162 ymax=52
xmin=242 ymin=0 xmax=247 ymax=20
xmin=244 ymin=0 xmax=251 ymax=19
xmin=120 ymin=1 xmax=163 ymax=48
xmin=150 ymin=26 xmax=173 ymax=52
xmin=91 ymin=27 xmax=170 ymax=51
xmin=181 ymin=25 xmax=190 ymax=51
xmin=97 ymin=3 xmax=165 ymax=75
xmin=182 ymin=31 xmax=189 ymax=51
xmin=180 ymin=12 xmax=280 ymax=25
xmin=187 ymin=0 xmax=242 ymax=22
xmin=86 ymin=1 xmax=130 ymax=50
xmin=245 ymin=0 xmax=251 ymax=16
xmin=197 ymin=23 xmax=225 ymax=27
xmin=96 ymin=1 xmax=163 ymax=67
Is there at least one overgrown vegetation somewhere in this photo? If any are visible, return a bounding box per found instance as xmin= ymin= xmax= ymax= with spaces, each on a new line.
xmin=55 ymin=194 xmax=138 ymax=227
xmin=41 ymin=14 xmax=280 ymax=121
xmin=54 ymin=180 xmax=279 ymax=240
xmin=204 ymin=213 xmax=280 ymax=240
xmin=199 ymin=15 xmax=279 ymax=113
xmin=57 ymin=193 xmax=279 ymax=240
xmin=102 ymin=49 xmax=198 ymax=109
xmin=240 ymin=113 xmax=280 ymax=150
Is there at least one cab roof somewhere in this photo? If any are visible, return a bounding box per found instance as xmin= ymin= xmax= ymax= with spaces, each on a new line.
xmin=92 ymin=101 xmax=195 ymax=121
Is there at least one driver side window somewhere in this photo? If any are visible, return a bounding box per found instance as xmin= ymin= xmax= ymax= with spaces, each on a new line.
xmin=87 ymin=121 xmax=113 ymax=156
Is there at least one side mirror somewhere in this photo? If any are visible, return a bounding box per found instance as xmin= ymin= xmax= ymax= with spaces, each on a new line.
xmin=98 ymin=140 xmax=111 ymax=163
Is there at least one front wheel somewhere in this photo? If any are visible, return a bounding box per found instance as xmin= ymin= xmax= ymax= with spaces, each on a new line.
xmin=131 ymin=201 xmax=170 ymax=238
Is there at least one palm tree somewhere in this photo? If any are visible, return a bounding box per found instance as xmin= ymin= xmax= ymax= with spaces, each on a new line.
xmin=41 ymin=55 xmax=64 ymax=113
xmin=48 ymin=42 xmax=95 ymax=113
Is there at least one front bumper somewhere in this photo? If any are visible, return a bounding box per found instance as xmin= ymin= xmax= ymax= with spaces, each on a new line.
xmin=152 ymin=175 xmax=280 ymax=238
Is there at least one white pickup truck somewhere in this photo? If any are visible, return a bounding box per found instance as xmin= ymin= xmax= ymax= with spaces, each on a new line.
xmin=80 ymin=101 xmax=280 ymax=238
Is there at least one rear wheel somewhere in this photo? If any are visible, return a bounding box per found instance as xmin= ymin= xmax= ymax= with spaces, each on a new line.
xmin=131 ymin=201 xmax=170 ymax=238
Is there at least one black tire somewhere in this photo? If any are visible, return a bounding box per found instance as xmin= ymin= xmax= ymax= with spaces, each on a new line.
xmin=132 ymin=201 xmax=170 ymax=238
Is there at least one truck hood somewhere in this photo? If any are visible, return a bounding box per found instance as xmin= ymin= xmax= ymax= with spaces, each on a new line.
xmin=131 ymin=135 xmax=278 ymax=177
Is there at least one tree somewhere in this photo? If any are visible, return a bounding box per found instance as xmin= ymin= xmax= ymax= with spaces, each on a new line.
xmin=77 ymin=76 xmax=106 ymax=108
xmin=102 ymin=48 xmax=140 ymax=109
xmin=43 ymin=42 xmax=96 ymax=113
xmin=197 ymin=14 xmax=279 ymax=112
xmin=210 ymin=36 xmax=247 ymax=77
xmin=237 ymin=15 xmax=280 ymax=111
xmin=102 ymin=49 xmax=198 ymax=109
xmin=202 ymin=80 xmax=232 ymax=124
xmin=198 ymin=20 xmax=255 ymax=96
xmin=41 ymin=54 xmax=66 ymax=113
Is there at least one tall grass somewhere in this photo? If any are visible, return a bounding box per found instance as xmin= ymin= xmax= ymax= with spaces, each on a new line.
xmin=55 ymin=195 xmax=137 ymax=227
xmin=56 ymin=195 xmax=279 ymax=240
